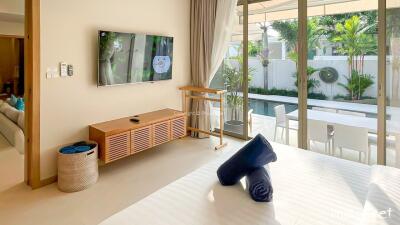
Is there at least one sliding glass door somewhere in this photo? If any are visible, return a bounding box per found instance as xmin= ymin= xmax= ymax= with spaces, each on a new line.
xmin=386 ymin=1 xmax=400 ymax=168
xmin=244 ymin=0 xmax=300 ymax=147
xmin=209 ymin=0 xmax=398 ymax=168
xmin=305 ymin=0 xmax=379 ymax=164
xmin=210 ymin=4 xmax=246 ymax=138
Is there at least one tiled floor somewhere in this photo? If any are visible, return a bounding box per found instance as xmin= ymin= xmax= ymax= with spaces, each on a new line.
xmin=0 ymin=136 xmax=245 ymax=225
xmin=0 ymin=134 xmax=24 ymax=192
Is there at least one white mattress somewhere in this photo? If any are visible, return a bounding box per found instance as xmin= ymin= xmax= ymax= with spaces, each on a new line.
xmin=99 ymin=143 xmax=396 ymax=225
xmin=360 ymin=166 xmax=400 ymax=225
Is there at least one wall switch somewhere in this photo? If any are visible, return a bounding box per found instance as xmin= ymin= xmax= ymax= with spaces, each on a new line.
xmin=67 ymin=64 xmax=73 ymax=76
xmin=52 ymin=68 xmax=59 ymax=78
xmin=46 ymin=68 xmax=52 ymax=79
xmin=46 ymin=68 xmax=58 ymax=79
xmin=60 ymin=62 xmax=68 ymax=77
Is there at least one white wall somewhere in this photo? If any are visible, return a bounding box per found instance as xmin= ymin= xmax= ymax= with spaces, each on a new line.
xmin=0 ymin=21 xmax=24 ymax=36
xmin=248 ymin=57 xmax=379 ymax=99
xmin=0 ymin=0 xmax=24 ymax=15
xmin=40 ymin=0 xmax=191 ymax=178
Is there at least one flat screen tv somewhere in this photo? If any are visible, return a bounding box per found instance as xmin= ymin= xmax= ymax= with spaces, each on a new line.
xmin=98 ymin=30 xmax=173 ymax=86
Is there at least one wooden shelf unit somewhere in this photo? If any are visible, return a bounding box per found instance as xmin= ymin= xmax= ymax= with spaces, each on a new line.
xmin=89 ymin=109 xmax=186 ymax=164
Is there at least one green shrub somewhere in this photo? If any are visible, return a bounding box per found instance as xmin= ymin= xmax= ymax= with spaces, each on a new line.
xmin=248 ymin=87 xmax=327 ymax=100
xmin=337 ymin=70 xmax=374 ymax=100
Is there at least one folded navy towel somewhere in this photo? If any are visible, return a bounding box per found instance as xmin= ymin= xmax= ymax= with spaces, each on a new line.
xmin=217 ymin=134 xmax=277 ymax=186
xmin=246 ymin=167 xmax=273 ymax=202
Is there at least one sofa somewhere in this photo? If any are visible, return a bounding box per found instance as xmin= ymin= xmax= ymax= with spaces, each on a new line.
xmin=0 ymin=99 xmax=24 ymax=154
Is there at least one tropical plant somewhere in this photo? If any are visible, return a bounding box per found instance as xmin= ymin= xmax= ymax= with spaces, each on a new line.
xmin=338 ymin=70 xmax=374 ymax=100
xmin=271 ymin=18 xmax=323 ymax=60
xmin=332 ymin=15 xmax=377 ymax=76
xmin=319 ymin=11 xmax=377 ymax=40
xmin=223 ymin=52 xmax=254 ymax=121
xmin=332 ymin=15 xmax=377 ymax=100
xmin=294 ymin=66 xmax=320 ymax=93
xmin=248 ymin=41 xmax=262 ymax=57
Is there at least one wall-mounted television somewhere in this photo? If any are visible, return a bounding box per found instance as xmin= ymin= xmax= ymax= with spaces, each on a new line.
xmin=98 ymin=30 xmax=173 ymax=86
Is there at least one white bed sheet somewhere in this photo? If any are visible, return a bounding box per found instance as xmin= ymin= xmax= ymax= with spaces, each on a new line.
xmin=100 ymin=143 xmax=374 ymax=225
xmin=360 ymin=165 xmax=400 ymax=225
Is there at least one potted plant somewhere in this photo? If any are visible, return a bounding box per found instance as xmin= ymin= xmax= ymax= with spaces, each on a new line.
xmin=222 ymin=53 xmax=254 ymax=133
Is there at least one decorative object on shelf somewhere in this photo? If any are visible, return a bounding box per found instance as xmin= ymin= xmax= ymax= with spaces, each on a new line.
xmin=57 ymin=141 xmax=98 ymax=192
xmin=179 ymin=86 xmax=227 ymax=150
xmin=319 ymin=67 xmax=339 ymax=84
xmin=89 ymin=109 xmax=186 ymax=164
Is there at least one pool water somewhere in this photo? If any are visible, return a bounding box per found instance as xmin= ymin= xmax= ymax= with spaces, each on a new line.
xmin=249 ymin=99 xmax=298 ymax=117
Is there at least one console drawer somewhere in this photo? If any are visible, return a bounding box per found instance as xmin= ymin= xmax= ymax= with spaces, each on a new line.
xmin=131 ymin=126 xmax=152 ymax=154
xmin=105 ymin=131 xmax=131 ymax=163
xmin=153 ymin=121 xmax=171 ymax=146
xmin=171 ymin=116 xmax=186 ymax=140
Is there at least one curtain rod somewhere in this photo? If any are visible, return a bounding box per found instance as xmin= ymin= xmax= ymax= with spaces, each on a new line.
xmin=237 ymin=0 xmax=270 ymax=6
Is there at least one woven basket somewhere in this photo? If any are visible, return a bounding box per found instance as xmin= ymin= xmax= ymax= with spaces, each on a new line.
xmin=57 ymin=143 xmax=99 ymax=192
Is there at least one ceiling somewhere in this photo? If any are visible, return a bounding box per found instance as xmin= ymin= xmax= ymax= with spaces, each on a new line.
xmin=231 ymin=0 xmax=400 ymax=41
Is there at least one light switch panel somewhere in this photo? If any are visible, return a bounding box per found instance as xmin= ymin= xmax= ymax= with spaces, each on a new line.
xmin=46 ymin=68 xmax=58 ymax=78
xmin=52 ymin=68 xmax=59 ymax=78
xmin=60 ymin=62 xmax=68 ymax=77
xmin=67 ymin=65 xmax=73 ymax=76
xmin=46 ymin=68 xmax=52 ymax=79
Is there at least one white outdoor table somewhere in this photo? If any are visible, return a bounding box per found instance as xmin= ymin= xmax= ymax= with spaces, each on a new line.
xmin=286 ymin=109 xmax=400 ymax=167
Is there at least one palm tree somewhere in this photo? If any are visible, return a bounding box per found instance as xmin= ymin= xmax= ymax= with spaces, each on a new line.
xmin=332 ymin=16 xmax=377 ymax=100
xmin=271 ymin=18 xmax=323 ymax=61
xmin=258 ymin=22 xmax=270 ymax=90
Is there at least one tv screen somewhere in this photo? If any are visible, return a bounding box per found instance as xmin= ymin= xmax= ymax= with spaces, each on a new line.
xmin=98 ymin=30 xmax=173 ymax=86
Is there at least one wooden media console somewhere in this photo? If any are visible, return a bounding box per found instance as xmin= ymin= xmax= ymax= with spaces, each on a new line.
xmin=89 ymin=109 xmax=186 ymax=164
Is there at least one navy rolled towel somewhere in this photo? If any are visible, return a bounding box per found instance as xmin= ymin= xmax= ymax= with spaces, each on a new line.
xmin=217 ymin=134 xmax=277 ymax=186
xmin=246 ymin=167 xmax=273 ymax=202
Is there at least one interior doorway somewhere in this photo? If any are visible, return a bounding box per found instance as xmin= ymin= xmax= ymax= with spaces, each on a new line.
xmin=0 ymin=17 xmax=25 ymax=190
xmin=0 ymin=0 xmax=40 ymax=190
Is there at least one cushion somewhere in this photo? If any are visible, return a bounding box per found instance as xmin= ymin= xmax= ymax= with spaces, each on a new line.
xmin=9 ymin=94 xmax=18 ymax=106
xmin=17 ymin=111 xmax=24 ymax=130
xmin=15 ymin=98 xmax=25 ymax=111
xmin=4 ymin=105 xmax=20 ymax=123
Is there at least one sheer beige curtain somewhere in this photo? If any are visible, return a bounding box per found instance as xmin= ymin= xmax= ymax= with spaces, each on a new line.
xmin=189 ymin=0 xmax=217 ymax=138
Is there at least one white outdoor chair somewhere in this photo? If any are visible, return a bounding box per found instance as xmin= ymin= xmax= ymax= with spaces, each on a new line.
xmin=312 ymin=107 xmax=337 ymax=113
xmin=333 ymin=124 xmax=370 ymax=164
xmin=338 ymin=110 xmax=366 ymax=117
xmin=312 ymin=107 xmax=336 ymax=134
xmin=274 ymin=105 xmax=298 ymax=143
xmin=368 ymin=114 xmax=399 ymax=150
xmin=307 ymin=119 xmax=334 ymax=154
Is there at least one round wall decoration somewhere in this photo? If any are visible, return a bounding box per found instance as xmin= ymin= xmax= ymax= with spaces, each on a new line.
xmin=319 ymin=67 xmax=339 ymax=84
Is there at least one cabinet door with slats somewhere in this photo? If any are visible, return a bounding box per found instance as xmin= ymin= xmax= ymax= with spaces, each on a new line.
xmin=105 ymin=131 xmax=131 ymax=163
xmin=153 ymin=121 xmax=171 ymax=146
xmin=171 ymin=116 xmax=186 ymax=140
xmin=131 ymin=126 xmax=152 ymax=154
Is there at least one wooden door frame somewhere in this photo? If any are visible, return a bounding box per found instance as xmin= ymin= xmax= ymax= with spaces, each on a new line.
xmin=25 ymin=0 xmax=41 ymax=189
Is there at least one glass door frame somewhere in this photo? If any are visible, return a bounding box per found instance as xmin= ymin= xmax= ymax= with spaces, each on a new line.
xmin=240 ymin=0 xmax=389 ymax=165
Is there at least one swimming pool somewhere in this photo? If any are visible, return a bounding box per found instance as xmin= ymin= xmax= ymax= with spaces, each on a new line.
xmin=249 ymin=99 xmax=298 ymax=117
xmin=249 ymin=98 xmax=377 ymax=118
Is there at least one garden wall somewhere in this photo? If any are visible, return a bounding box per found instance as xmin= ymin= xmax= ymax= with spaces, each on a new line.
xmin=244 ymin=56 xmax=382 ymax=100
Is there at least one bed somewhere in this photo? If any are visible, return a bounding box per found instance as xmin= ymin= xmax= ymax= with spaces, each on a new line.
xmin=100 ymin=142 xmax=400 ymax=225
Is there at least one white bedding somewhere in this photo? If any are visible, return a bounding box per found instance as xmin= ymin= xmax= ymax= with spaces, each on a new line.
xmin=99 ymin=143 xmax=398 ymax=225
